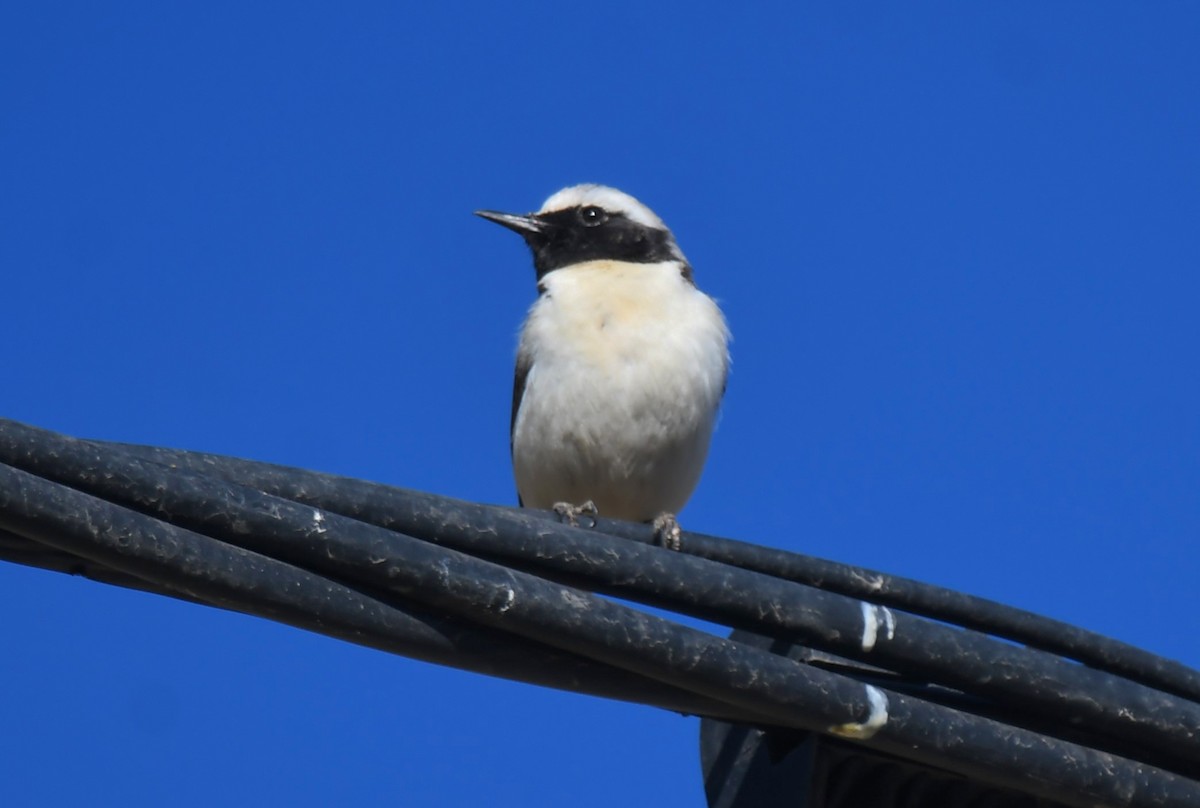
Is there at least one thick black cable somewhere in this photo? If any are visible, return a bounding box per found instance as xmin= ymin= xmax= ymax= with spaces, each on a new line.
xmin=97 ymin=431 xmax=1200 ymax=704
xmin=13 ymin=423 xmax=1189 ymax=768
xmin=0 ymin=468 xmax=748 ymax=722
xmin=0 ymin=461 xmax=1195 ymax=807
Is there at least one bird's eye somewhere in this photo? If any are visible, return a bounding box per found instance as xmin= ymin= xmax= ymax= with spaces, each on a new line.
xmin=578 ymin=206 xmax=608 ymax=227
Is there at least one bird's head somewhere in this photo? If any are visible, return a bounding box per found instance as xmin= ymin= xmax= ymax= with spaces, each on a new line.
xmin=476 ymin=184 xmax=690 ymax=281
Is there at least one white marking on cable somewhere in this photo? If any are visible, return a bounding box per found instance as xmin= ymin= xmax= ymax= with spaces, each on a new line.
xmin=860 ymin=603 xmax=896 ymax=651
xmin=829 ymin=685 xmax=890 ymax=739
xmin=498 ymin=587 xmax=515 ymax=613
xmin=881 ymin=605 xmax=896 ymax=641
xmin=860 ymin=602 xmax=879 ymax=651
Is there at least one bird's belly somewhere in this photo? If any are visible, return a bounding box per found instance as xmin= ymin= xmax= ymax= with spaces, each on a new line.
xmin=514 ymin=409 xmax=713 ymax=520
xmin=512 ymin=261 xmax=727 ymax=521
xmin=512 ymin=341 xmax=719 ymax=521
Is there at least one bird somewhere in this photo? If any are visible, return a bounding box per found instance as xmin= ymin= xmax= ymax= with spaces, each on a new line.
xmin=475 ymin=184 xmax=730 ymax=549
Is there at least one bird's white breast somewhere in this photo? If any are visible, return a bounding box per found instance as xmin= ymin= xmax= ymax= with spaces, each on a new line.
xmin=512 ymin=260 xmax=729 ymax=520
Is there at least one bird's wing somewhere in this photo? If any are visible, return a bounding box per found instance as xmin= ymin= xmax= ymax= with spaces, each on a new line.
xmin=510 ymin=346 xmax=533 ymax=507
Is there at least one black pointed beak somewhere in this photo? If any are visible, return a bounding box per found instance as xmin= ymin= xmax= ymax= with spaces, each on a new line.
xmin=474 ymin=209 xmax=548 ymax=237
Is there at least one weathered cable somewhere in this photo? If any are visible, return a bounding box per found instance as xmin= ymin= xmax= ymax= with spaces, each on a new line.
xmin=98 ymin=429 xmax=1200 ymax=703
xmin=3 ymin=417 xmax=1200 ymax=805
xmin=0 ymin=471 xmax=745 ymax=722
xmin=1 ymin=460 xmax=1196 ymax=807
xmin=7 ymin=422 xmax=1187 ymax=768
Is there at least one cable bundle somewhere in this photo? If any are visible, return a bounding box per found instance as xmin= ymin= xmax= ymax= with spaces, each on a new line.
xmin=0 ymin=417 xmax=1196 ymax=807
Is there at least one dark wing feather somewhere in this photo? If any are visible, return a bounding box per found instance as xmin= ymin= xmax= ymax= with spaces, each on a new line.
xmin=511 ymin=346 xmax=533 ymax=507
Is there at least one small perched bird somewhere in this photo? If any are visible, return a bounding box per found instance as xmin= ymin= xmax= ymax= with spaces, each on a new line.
xmin=476 ymin=185 xmax=730 ymax=548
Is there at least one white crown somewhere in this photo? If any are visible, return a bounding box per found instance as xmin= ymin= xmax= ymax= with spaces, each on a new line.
xmin=537 ymin=184 xmax=668 ymax=232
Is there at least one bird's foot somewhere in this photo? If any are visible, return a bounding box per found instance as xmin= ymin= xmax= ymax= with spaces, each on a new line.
xmin=553 ymin=500 xmax=598 ymax=529
xmin=652 ymin=512 xmax=683 ymax=551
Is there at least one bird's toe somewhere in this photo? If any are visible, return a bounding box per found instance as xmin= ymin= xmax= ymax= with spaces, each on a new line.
xmin=553 ymin=500 xmax=598 ymax=528
xmin=652 ymin=512 xmax=683 ymax=551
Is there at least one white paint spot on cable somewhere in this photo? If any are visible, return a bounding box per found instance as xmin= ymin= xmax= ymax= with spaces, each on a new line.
xmin=860 ymin=603 xmax=895 ymax=651
xmin=860 ymin=601 xmax=879 ymax=651
xmin=881 ymin=604 xmax=896 ymax=641
xmin=498 ymin=588 xmax=515 ymax=613
xmin=829 ymin=685 xmax=890 ymax=739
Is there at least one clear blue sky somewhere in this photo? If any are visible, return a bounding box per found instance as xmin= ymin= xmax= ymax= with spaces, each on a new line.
xmin=3 ymin=3 xmax=1198 ymax=805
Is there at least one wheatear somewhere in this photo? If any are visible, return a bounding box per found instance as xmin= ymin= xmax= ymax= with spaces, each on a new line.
xmin=476 ymin=184 xmax=729 ymax=548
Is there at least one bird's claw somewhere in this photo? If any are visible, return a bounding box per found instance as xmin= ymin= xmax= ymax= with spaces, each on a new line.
xmin=553 ymin=500 xmax=598 ymax=528
xmin=653 ymin=512 xmax=683 ymax=551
